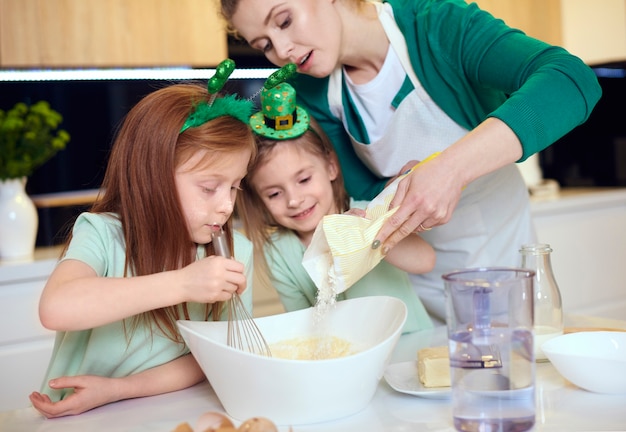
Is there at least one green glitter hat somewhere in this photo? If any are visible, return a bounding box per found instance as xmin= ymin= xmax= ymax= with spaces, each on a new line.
xmin=249 ymin=63 xmax=307 ymax=140
xmin=250 ymin=82 xmax=309 ymax=140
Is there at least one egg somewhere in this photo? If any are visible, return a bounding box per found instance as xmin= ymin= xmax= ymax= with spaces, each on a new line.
xmin=173 ymin=422 xmax=194 ymax=432
xmin=237 ymin=417 xmax=278 ymax=432
xmin=195 ymin=411 xmax=235 ymax=432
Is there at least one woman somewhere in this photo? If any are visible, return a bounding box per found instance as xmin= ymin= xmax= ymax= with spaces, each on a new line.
xmin=220 ymin=0 xmax=601 ymax=321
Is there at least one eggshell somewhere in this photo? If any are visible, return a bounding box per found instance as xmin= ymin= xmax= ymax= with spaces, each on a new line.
xmin=195 ymin=411 xmax=235 ymax=432
xmin=238 ymin=417 xmax=278 ymax=432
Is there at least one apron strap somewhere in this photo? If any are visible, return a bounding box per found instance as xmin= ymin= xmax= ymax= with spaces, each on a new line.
xmin=372 ymin=2 xmax=431 ymax=103
xmin=328 ymin=68 xmax=344 ymax=120
xmin=328 ymin=2 xmax=432 ymax=117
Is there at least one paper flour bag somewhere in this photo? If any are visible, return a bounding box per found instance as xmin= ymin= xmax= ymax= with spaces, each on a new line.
xmin=302 ymin=153 xmax=439 ymax=298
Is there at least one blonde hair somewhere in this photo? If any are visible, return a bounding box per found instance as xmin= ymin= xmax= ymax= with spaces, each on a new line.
xmin=237 ymin=117 xmax=348 ymax=287
xmin=219 ymin=0 xmax=368 ymax=36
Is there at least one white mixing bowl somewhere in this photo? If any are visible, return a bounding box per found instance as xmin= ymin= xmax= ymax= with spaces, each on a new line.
xmin=177 ymin=295 xmax=407 ymax=426
xmin=542 ymin=331 xmax=626 ymax=394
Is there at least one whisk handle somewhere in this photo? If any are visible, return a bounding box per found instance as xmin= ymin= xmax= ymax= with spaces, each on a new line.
xmin=212 ymin=227 xmax=231 ymax=258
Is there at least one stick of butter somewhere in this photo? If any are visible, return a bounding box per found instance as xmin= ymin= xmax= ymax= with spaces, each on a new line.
xmin=417 ymin=346 xmax=451 ymax=388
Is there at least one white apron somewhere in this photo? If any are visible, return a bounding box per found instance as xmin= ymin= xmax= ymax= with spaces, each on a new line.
xmin=327 ymin=2 xmax=537 ymax=323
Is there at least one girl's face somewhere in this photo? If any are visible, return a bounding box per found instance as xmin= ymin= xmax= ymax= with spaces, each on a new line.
xmin=176 ymin=148 xmax=252 ymax=244
xmin=251 ymin=143 xmax=339 ymax=246
xmin=230 ymin=0 xmax=342 ymax=78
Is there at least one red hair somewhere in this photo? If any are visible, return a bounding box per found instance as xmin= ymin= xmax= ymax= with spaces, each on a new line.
xmin=79 ymin=83 xmax=256 ymax=342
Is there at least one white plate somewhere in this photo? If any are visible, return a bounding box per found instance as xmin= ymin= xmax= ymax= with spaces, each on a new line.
xmin=384 ymin=361 xmax=451 ymax=399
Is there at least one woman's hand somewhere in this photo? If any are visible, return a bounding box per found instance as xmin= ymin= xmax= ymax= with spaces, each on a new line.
xmin=372 ymin=118 xmax=523 ymax=251
xmin=379 ymin=155 xmax=462 ymax=247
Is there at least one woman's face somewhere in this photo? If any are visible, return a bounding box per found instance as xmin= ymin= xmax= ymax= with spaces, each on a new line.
xmin=230 ymin=0 xmax=343 ymax=78
xmin=176 ymin=149 xmax=251 ymax=244
xmin=251 ymin=143 xmax=339 ymax=246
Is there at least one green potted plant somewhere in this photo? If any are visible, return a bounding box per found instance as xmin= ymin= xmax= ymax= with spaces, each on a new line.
xmin=0 ymin=101 xmax=70 ymax=180
xmin=0 ymin=101 xmax=70 ymax=261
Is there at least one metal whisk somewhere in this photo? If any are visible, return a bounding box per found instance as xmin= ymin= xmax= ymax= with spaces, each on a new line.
xmin=211 ymin=226 xmax=272 ymax=357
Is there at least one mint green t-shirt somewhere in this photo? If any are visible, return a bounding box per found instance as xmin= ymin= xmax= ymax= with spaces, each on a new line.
xmin=40 ymin=212 xmax=253 ymax=402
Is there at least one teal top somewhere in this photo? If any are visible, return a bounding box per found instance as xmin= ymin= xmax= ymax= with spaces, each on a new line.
xmin=264 ymin=207 xmax=433 ymax=334
xmin=40 ymin=212 xmax=253 ymax=402
xmin=291 ymin=0 xmax=601 ymax=200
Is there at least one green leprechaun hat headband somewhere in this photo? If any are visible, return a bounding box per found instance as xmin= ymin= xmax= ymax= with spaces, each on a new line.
xmin=250 ymin=64 xmax=309 ymax=140
xmin=180 ymin=59 xmax=254 ymax=133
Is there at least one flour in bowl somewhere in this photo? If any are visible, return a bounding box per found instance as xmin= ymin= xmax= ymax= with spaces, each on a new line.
xmin=269 ymin=336 xmax=355 ymax=360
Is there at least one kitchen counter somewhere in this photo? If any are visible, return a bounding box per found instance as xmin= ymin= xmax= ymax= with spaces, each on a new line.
xmin=529 ymin=186 xmax=626 ymax=212
xmin=0 ymin=248 xmax=61 ymax=412
xmin=1 ymin=187 xmax=625 ymax=426
xmin=1 ymin=315 xmax=625 ymax=432
xmin=528 ymin=187 xmax=626 ymax=320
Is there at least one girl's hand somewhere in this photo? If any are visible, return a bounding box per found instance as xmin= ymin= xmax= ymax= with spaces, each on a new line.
xmin=179 ymin=255 xmax=247 ymax=304
xmin=343 ymin=207 xmax=366 ymax=218
xmin=29 ymin=375 xmax=120 ymax=418
xmin=30 ymin=355 xmax=205 ymax=418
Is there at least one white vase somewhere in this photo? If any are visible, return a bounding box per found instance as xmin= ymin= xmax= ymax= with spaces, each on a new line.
xmin=0 ymin=177 xmax=39 ymax=261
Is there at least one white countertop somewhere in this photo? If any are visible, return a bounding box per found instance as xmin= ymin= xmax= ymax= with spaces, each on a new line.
xmin=2 ymin=315 xmax=625 ymax=432
xmin=0 ymin=247 xmax=61 ymax=282
xmin=2 ymin=187 xmax=625 ymax=430
xmin=529 ymin=186 xmax=626 ymax=216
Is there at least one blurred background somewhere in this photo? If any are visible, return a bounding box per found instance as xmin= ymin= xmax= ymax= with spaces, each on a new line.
xmin=1 ymin=0 xmax=625 ymax=245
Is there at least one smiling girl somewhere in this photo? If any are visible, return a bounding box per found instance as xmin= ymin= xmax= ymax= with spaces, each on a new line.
xmin=238 ymin=82 xmax=434 ymax=333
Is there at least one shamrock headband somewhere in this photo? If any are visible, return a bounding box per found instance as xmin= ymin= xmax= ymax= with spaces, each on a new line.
xmin=249 ymin=64 xmax=309 ymax=140
xmin=180 ymin=59 xmax=254 ymax=133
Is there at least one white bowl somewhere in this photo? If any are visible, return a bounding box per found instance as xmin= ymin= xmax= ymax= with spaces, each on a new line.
xmin=177 ymin=296 xmax=407 ymax=426
xmin=542 ymin=331 xmax=626 ymax=394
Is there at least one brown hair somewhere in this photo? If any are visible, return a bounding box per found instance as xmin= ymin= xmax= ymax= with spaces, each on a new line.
xmin=237 ymin=117 xmax=349 ymax=285
xmin=78 ymin=83 xmax=256 ymax=343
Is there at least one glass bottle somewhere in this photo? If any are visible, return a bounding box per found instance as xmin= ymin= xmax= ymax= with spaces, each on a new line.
xmin=519 ymin=243 xmax=564 ymax=362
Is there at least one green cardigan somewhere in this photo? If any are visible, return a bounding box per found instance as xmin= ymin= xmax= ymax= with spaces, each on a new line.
xmin=291 ymin=0 xmax=601 ymax=200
